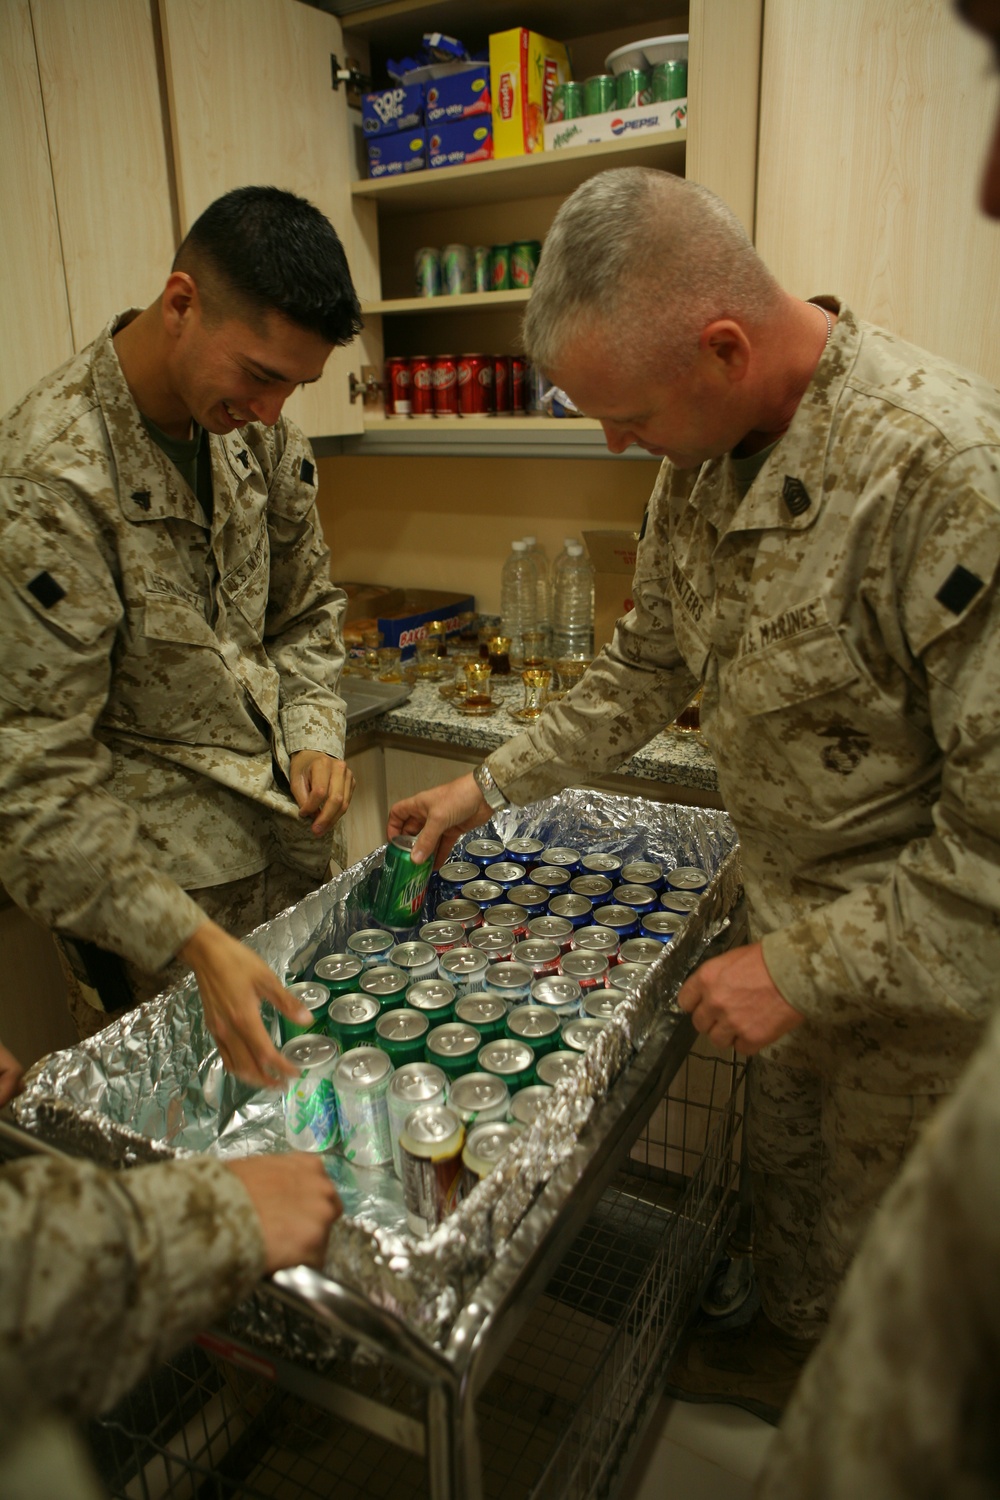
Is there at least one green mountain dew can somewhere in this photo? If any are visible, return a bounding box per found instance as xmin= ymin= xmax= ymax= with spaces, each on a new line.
xmin=279 ymin=981 xmax=330 ymax=1044
xmin=312 ymin=952 xmax=365 ymax=998
xmin=327 ymin=992 xmax=380 ymax=1051
xmin=561 ymin=81 xmax=584 ymax=120
xmin=652 ymin=59 xmax=687 ymax=102
xmin=583 ymin=73 xmax=616 ymax=116
xmin=373 ymin=835 xmax=433 ymax=931
xmin=616 ymin=68 xmax=650 ymax=109
xmin=426 ymin=1022 xmax=482 ymax=1081
xmin=375 ymin=1007 xmax=429 ymax=1067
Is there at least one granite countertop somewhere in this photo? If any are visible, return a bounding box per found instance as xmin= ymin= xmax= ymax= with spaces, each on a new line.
xmin=347 ymin=673 xmax=719 ymax=794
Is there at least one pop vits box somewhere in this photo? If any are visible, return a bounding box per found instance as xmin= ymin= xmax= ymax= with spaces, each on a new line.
xmin=428 ymin=117 xmax=493 ymax=169
xmin=362 ymin=83 xmax=424 ymax=137
xmin=425 ymin=65 xmax=491 ymax=124
xmin=489 ymin=28 xmax=570 ymax=157
xmin=366 ymin=129 xmax=427 ymax=179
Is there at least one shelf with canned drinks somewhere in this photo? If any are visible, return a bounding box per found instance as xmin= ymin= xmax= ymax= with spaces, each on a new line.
xmin=362 ymin=289 xmax=531 ymax=316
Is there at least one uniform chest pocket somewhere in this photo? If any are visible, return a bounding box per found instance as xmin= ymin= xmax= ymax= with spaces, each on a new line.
xmin=143 ymin=592 xmax=220 ymax=652
xmin=729 ymin=623 xmax=859 ymax=716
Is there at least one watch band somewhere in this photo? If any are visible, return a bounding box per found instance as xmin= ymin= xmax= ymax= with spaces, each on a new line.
xmin=473 ymin=761 xmax=509 ymax=811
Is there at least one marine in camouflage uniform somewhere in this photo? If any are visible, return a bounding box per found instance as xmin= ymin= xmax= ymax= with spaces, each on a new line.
xmin=0 ymin=1152 xmax=266 ymax=1497
xmin=485 ymin=299 xmax=1000 ymax=1339
xmin=0 ymin=315 xmax=348 ymax=1026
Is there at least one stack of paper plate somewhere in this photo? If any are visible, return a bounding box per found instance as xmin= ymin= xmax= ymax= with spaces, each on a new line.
xmin=605 ymin=34 xmax=689 ymax=75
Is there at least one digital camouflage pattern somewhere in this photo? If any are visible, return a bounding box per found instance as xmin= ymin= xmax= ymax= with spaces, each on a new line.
xmin=488 ymin=302 xmax=1000 ymax=1331
xmin=0 ymin=316 xmax=348 ymax=974
xmin=756 ymin=1010 xmax=1000 ymax=1499
xmin=0 ymin=1153 xmax=265 ymax=1495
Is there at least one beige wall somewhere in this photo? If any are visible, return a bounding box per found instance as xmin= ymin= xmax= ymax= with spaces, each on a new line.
xmin=317 ymin=453 xmax=657 ymax=613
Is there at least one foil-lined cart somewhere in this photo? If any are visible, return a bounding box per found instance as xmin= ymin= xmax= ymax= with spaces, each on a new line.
xmin=9 ymin=790 xmax=747 ymax=1500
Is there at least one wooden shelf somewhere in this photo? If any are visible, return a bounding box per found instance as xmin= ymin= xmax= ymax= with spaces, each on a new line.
xmin=351 ymin=129 xmax=686 ymax=214
xmin=362 ymin=288 xmax=531 ymax=315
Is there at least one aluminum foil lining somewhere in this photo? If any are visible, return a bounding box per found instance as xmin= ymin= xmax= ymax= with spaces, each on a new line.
xmin=14 ymin=789 xmax=740 ymax=1361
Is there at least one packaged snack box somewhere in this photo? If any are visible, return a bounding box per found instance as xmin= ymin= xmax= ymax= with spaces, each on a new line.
xmin=428 ymin=117 xmax=493 ymax=170
xmin=425 ymin=65 xmax=491 ymax=124
xmin=489 ymin=28 xmax=570 ymax=156
xmin=367 ymin=129 xmax=427 ymax=179
xmin=362 ymin=82 xmax=424 ymax=137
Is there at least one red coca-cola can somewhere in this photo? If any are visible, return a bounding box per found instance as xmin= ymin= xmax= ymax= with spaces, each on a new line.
xmin=511 ymin=355 xmax=527 ymax=414
xmin=458 ymin=354 xmax=495 ymax=415
xmin=493 ymin=355 xmax=510 ymax=414
xmin=432 ymin=354 xmax=459 ymax=416
xmin=410 ymin=355 xmax=434 ymax=416
xmin=385 ymin=355 xmax=411 ymax=416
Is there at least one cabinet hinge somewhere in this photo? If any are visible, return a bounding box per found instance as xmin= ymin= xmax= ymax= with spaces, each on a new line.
xmin=349 ymin=366 xmax=383 ymax=405
xmin=330 ymin=53 xmax=371 ymax=107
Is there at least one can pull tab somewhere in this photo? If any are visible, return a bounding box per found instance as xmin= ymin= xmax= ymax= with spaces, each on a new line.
xmin=348 ymin=366 xmax=383 ymax=404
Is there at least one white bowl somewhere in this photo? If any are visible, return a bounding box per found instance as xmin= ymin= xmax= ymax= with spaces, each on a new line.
xmin=605 ymin=34 xmax=689 ymax=76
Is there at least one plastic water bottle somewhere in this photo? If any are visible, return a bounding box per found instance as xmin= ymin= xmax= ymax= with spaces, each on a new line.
xmin=500 ymin=539 xmax=538 ymax=660
xmin=521 ymin=535 xmax=551 ymax=653
xmin=551 ymin=541 xmax=594 ymax=658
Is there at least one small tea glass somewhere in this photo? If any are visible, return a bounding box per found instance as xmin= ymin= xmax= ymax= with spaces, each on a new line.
xmin=516 ymin=666 xmax=552 ymax=719
xmin=487 ymin=634 xmax=512 ymax=675
xmin=362 ymin=626 xmax=383 ymax=677
xmin=377 ymin=645 xmax=403 ymax=682
xmin=463 ymin=659 xmax=494 ymax=709
xmin=415 ymin=637 xmax=443 ymax=679
xmin=551 ymin=657 xmax=589 ymax=699
xmin=520 ymin=629 xmax=547 ymax=668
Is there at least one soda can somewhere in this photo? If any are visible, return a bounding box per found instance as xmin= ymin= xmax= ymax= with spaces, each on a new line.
xmin=530 ymin=974 xmax=583 ymax=1017
xmin=387 ymin=1061 xmax=448 ymax=1176
xmin=426 ymin=1022 xmax=482 ymax=1082
xmin=490 ymin=243 xmax=512 ymax=291
xmin=504 ymin=836 xmax=544 ymax=867
xmin=621 ymin=860 xmax=665 ymax=890
xmin=441 ymin=243 xmax=472 ymax=295
xmin=414 ymin=246 xmax=441 ymax=298
xmin=548 ymin=82 xmax=567 ymax=123
xmin=400 ymin=1103 xmax=465 ymax=1234
xmin=652 ymin=59 xmax=687 ymax=102
xmin=439 ymin=946 xmax=490 ymax=990
xmin=665 ymin=865 xmax=710 ymax=893
xmin=641 ymin=912 xmax=681 ymax=943
xmin=506 ymin=1003 xmax=561 ymax=1060
xmin=327 ymin=992 xmax=380 ymax=1051
xmin=333 ymin=1045 xmax=394 ymax=1166
xmin=559 ymin=949 xmax=609 ymax=991
xmin=460 ymin=1120 xmax=523 ymax=1195
xmin=483 ymin=960 xmax=534 ymax=1003
xmin=616 ymin=67 xmax=650 ymax=109
xmin=569 ymin=874 xmax=614 ymax=905
xmin=376 ymin=1007 xmax=429 ymax=1069
xmin=279 ymin=981 xmax=330 ymax=1043
xmin=359 ymin=965 xmax=409 ymax=1009
xmin=411 ymin=354 xmax=435 ymax=415
xmin=373 ymin=835 xmax=434 ymax=930
xmin=454 ymin=993 xmax=508 ymax=1042
xmin=482 ymin=902 xmax=530 ymax=935
xmin=571 ymin=925 xmax=621 ymax=960
xmin=525 ymin=914 xmax=574 ymax=951
xmin=512 ymin=938 xmax=561 ymax=977
xmin=418 ymin=920 xmax=467 ymax=955
xmin=547 ymin=893 xmax=594 ymax=928
xmin=584 ymin=989 xmax=624 ymax=1022
xmin=313 ymin=952 xmax=366 ymax=996
xmin=583 ymin=73 xmax=616 ymax=116
xmin=509 ymin=1083 xmax=553 ymax=1128
xmin=468 ymin=926 xmax=515 ymax=962
xmin=405 ymin=979 xmax=456 ymax=1025
xmin=346 ymin=928 xmax=395 ymax=967
xmin=458 ymin=354 xmax=495 ymax=415
xmin=541 ymin=845 xmax=583 ymax=872
xmin=477 ymin=1037 xmax=535 ymax=1093
xmin=660 ymin=890 xmax=701 ymax=917
xmin=528 ymin=865 xmax=572 ymax=894
xmin=561 ymin=1015 xmax=608 ymax=1053
xmin=448 ymin=1070 xmax=510 ymax=1127
xmin=385 ymin=355 xmax=412 ymax=416
xmin=592 ymin=903 xmax=640 ymax=939
xmin=610 ymin=962 xmax=647 ymax=995
xmin=282 ymin=1034 xmax=340 ymax=1152
xmin=536 ymin=1049 xmax=582 ymax=1087
xmin=580 ymin=851 xmax=624 ymax=876
xmin=493 ymin=354 xmax=511 ymax=413
xmin=561 ymin=80 xmax=585 ymax=119
xmin=472 ymin=244 xmax=492 ymax=293
xmin=435 ymin=897 xmax=483 ymax=931
xmin=432 ymin=354 xmax=459 ymax=416
xmin=619 ymin=937 xmax=663 ymax=967
xmin=511 ymin=240 xmax=542 ymax=289
xmin=439 ymin=859 xmax=481 ymax=894
xmin=482 ymin=860 xmax=523 ymax=890
xmin=389 ymin=940 xmax=438 ymax=981
xmin=612 ymin=883 xmax=659 ymax=915
xmin=508 ymin=882 xmax=548 ymax=916
xmin=511 ymin=355 xmax=527 ymax=414
xmin=465 ymin=837 xmax=506 ymax=867
xmin=460 ymin=879 xmax=504 ymax=910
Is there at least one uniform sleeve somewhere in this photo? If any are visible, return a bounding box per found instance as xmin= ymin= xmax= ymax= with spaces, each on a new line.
xmin=0 ymin=1154 xmax=265 ymax=1427
xmin=488 ymin=475 xmax=698 ymax=804
xmin=263 ymin=421 xmax=348 ymax=761
xmin=764 ymin=446 xmax=1000 ymax=1027
xmin=0 ymin=482 xmax=210 ymax=970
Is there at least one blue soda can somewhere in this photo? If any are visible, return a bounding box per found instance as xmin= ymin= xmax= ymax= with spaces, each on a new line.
xmin=460 ymin=879 xmax=505 ymax=910
xmin=540 ymin=845 xmax=584 ymax=874
xmin=547 ymin=893 xmax=594 ymax=929
xmin=439 ymin=860 xmax=481 ymax=896
xmin=592 ymin=903 xmax=640 ymax=939
xmin=640 ymin=912 xmax=681 ymax=943
xmin=612 ymin=884 xmax=659 ymax=914
xmin=483 ymin=861 xmax=524 ymax=891
xmin=665 ymin=865 xmax=710 ymax=894
xmin=660 ymin=890 xmax=700 ymax=917
xmin=580 ymin=851 xmax=623 ymax=876
xmin=568 ymin=874 xmax=614 ymax=906
xmin=508 ymin=883 xmax=549 ymax=916
xmin=464 ymin=837 xmax=506 ymax=868
xmin=620 ymin=860 xmax=665 ymax=891
xmin=435 ymin=897 xmax=483 ymax=930
xmin=528 ymin=865 xmax=572 ymax=894
xmin=504 ymin=837 xmax=545 ymax=868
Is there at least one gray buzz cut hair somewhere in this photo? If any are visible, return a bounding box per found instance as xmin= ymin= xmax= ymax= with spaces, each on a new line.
xmin=522 ymin=168 xmax=781 ymax=377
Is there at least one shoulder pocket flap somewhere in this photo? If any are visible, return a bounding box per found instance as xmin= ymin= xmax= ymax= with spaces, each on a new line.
xmin=1 ymin=515 xmax=119 ymax=647
xmin=731 ymin=625 xmax=859 ymax=716
xmin=143 ymin=592 xmax=218 ymax=650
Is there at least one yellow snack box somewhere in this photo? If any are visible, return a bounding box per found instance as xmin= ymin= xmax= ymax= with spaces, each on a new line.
xmin=489 ymin=28 xmax=571 ymax=157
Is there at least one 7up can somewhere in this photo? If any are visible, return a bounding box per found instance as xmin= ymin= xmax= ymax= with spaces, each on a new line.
xmin=373 ymin=834 xmax=434 ymax=931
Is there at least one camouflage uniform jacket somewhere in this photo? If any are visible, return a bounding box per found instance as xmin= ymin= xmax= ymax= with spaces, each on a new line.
xmin=0 ymin=1153 xmax=265 ymax=1486
xmin=489 ymin=302 xmax=1000 ymax=1091
xmin=0 ymin=316 xmax=347 ymax=972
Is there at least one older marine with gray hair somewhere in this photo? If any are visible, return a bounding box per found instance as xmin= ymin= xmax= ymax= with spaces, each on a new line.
xmin=389 ymin=164 xmax=1000 ymax=1421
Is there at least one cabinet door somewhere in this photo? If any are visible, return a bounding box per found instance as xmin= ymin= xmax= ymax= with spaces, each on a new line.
xmin=158 ymin=0 xmax=364 ymax=438
xmin=0 ymin=0 xmax=73 ymax=414
xmin=343 ymin=744 xmax=387 ymax=866
xmin=30 ymin=0 xmax=177 ymax=353
xmin=383 ymin=746 xmax=478 ymax=811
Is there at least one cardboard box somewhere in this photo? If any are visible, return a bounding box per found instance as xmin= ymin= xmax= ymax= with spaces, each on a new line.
xmin=544 ymin=98 xmax=686 ymax=152
xmin=427 ymin=117 xmax=493 ymax=169
xmin=425 ymin=65 xmax=491 ymax=124
xmin=340 ymin=582 xmax=407 ymax=625
xmin=583 ymin=531 xmax=639 ymax=651
xmin=378 ymin=590 xmax=476 ymax=657
xmin=362 ymin=82 xmax=424 ymax=137
xmin=366 ymin=129 xmax=427 ymax=179
xmin=489 ymin=28 xmax=570 ymax=157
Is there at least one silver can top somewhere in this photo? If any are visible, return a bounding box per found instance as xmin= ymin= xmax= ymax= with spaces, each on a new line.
xmin=406 ymin=978 xmax=458 ymax=1011
xmin=540 ymin=846 xmax=582 ymax=867
xmin=483 ymin=861 xmax=524 ymax=885
xmin=455 ymin=993 xmax=507 ymax=1025
xmin=530 ymin=975 xmax=583 ymax=1011
xmin=507 ymin=1004 xmax=559 ymax=1039
xmin=328 ymin=993 xmax=380 ymax=1026
xmin=478 ymin=1038 xmax=534 ymax=1075
xmin=536 ymin=1049 xmax=582 ymax=1086
xmin=333 ymin=1044 xmax=393 ymax=1087
xmin=439 ymin=947 xmax=489 ymax=977
xmin=509 ymin=1084 xmax=554 ymax=1127
xmin=619 ymin=938 xmax=663 ymax=966
xmin=482 ymin=903 xmax=524 ymax=928
xmin=388 ymin=1061 xmax=448 ymax=1102
xmin=389 ymin=941 xmax=437 ymax=970
xmin=400 ymin=1103 xmax=463 ymax=1153
xmin=286 ymin=982 xmax=329 ymax=1012
xmin=376 ymin=1008 xmax=428 ymax=1041
xmin=281 ymin=1034 xmax=338 ymax=1073
xmin=548 ymin=894 xmax=593 ymax=920
xmin=426 ymin=1022 xmax=481 ymax=1058
xmin=359 ymin=965 xmax=409 ymax=996
xmin=440 ymin=860 xmax=480 ymax=883
xmin=449 ymin=1071 xmax=509 ymax=1115
xmin=560 ymin=950 xmax=610 ymax=981
xmin=465 ymin=837 xmax=506 ymax=860
xmin=525 ymin=915 xmax=573 ymax=942
xmin=418 ymin=920 xmax=466 ymax=948
xmin=313 ymin=953 xmax=364 ymax=982
xmin=484 ymin=961 xmax=533 ymax=990
xmin=612 ymin=884 xmax=658 ymax=908
xmin=620 ymin=861 xmax=664 ymax=886
xmin=572 ymin=925 xmax=620 ymax=955
xmin=579 ymin=851 xmax=623 ymax=874
xmin=347 ymin=929 xmax=394 ymax=956
xmin=561 ymin=1016 xmax=608 ymax=1052
xmin=464 ymin=1120 xmax=523 ymax=1167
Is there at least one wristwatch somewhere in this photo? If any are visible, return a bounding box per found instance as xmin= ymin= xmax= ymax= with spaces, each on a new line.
xmin=473 ymin=761 xmax=509 ymax=812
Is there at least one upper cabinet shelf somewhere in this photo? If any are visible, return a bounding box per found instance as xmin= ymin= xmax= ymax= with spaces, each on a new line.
xmin=350 ymin=130 xmax=687 ymax=214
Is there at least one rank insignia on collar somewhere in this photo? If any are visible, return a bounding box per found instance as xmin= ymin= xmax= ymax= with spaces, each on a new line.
xmin=782 ymin=476 xmax=811 ymax=517
xmin=300 ymin=458 xmax=315 ymax=485
xmin=237 ymin=449 xmax=250 ymax=468
xmin=131 ymin=489 xmax=151 ymax=511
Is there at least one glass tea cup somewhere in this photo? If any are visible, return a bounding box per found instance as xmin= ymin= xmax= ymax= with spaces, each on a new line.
xmin=464 ymin=659 xmax=494 ymax=708
xmin=551 ymin=657 xmax=589 ymax=698
xmin=377 ymin=645 xmax=403 ymax=682
xmin=487 ymin=634 xmax=512 ymax=675
xmin=520 ymin=629 xmax=547 ymax=668
xmin=519 ymin=666 xmax=552 ymax=718
xmin=415 ymin=637 xmax=443 ymax=679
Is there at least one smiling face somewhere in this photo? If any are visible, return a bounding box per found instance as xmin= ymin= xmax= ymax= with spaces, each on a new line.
xmin=958 ymin=0 xmax=1000 ymax=215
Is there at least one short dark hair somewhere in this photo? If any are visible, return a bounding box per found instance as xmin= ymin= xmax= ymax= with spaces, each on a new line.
xmin=173 ymin=185 xmax=363 ymax=347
